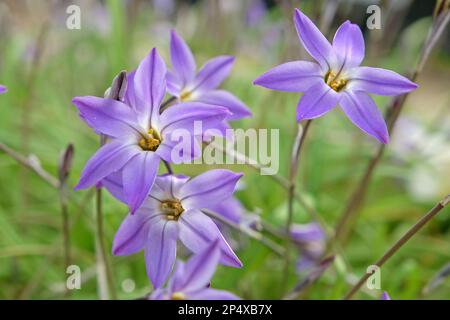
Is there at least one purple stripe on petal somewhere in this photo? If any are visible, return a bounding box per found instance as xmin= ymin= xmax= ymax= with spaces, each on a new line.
xmin=122 ymin=152 xmax=160 ymax=214
xmin=179 ymin=210 xmax=242 ymax=267
xmin=254 ymin=60 xmax=323 ymax=92
xmin=179 ymin=169 xmax=243 ymax=210
xmin=195 ymin=90 xmax=252 ymax=120
xmin=191 ymin=56 xmax=234 ymax=92
xmin=72 ymin=96 xmax=143 ymax=138
xmin=178 ymin=240 xmax=221 ymax=293
xmin=0 ymin=85 xmax=7 ymax=94
xmin=76 ymin=141 xmax=140 ymax=189
xmin=296 ymin=82 xmax=339 ymax=121
xmin=349 ymin=66 xmax=418 ymax=96
xmin=340 ymin=91 xmax=389 ymax=144
xmin=332 ymin=21 xmax=365 ymax=70
xmin=170 ymin=30 xmax=197 ymax=87
xmin=134 ymin=48 xmax=167 ymax=125
xmin=294 ymin=9 xmax=334 ymax=71
xmin=146 ymin=220 xmax=179 ymax=288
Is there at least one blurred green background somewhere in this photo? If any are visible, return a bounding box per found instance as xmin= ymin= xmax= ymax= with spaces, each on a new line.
xmin=0 ymin=0 xmax=449 ymax=300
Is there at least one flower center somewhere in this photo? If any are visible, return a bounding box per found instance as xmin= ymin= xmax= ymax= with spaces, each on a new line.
xmin=171 ymin=292 xmax=186 ymax=300
xmin=161 ymin=199 xmax=184 ymax=221
xmin=138 ymin=128 xmax=161 ymax=151
xmin=324 ymin=70 xmax=348 ymax=92
xmin=180 ymin=90 xmax=192 ymax=101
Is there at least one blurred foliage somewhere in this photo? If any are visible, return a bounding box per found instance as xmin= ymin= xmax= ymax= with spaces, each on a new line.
xmin=0 ymin=0 xmax=449 ymax=300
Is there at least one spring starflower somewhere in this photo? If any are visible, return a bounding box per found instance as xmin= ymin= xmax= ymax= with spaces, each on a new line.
xmin=0 ymin=85 xmax=6 ymax=94
xmin=73 ymin=48 xmax=229 ymax=213
xmin=254 ymin=9 xmax=418 ymax=144
xmin=103 ymin=169 xmax=243 ymax=288
xmin=167 ymin=30 xmax=252 ymax=129
xmin=150 ymin=240 xmax=240 ymax=300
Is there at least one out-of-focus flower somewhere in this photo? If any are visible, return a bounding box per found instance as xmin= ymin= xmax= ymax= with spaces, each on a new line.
xmin=103 ymin=169 xmax=243 ymax=288
xmin=246 ymin=0 xmax=267 ymax=27
xmin=72 ymin=48 xmax=229 ymax=213
xmin=254 ymin=8 xmax=418 ymax=144
xmin=290 ymin=222 xmax=326 ymax=272
xmin=167 ymin=30 xmax=252 ymax=132
xmin=391 ymin=117 xmax=450 ymax=201
xmin=0 ymin=85 xmax=7 ymax=94
xmin=381 ymin=291 xmax=391 ymax=300
xmin=150 ymin=240 xmax=240 ymax=300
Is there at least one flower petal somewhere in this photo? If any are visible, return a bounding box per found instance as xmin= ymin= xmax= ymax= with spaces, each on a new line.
xmin=102 ymin=171 xmax=126 ymax=203
xmin=0 ymin=85 xmax=7 ymax=94
xmin=170 ymin=30 xmax=197 ymax=87
xmin=112 ymin=209 xmax=163 ymax=256
xmin=179 ymin=209 xmax=242 ymax=267
xmin=134 ymin=48 xmax=167 ymax=125
xmin=296 ymin=82 xmax=339 ymax=121
xmin=166 ymin=71 xmax=183 ymax=96
xmin=179 ymin=169 xmax=243 ymax=210
xmin=145 ymin=219 xmax=179 ymax=288
xmin=72 ymin=96 xmax=142 ymax=138
xmin=176 ymin=240 xmax=221 ymax=293
xmin=191 ymin=56 xmax=234 ymax=92
xmin=75 ymin=140 xmax=140 ymax=189
xmin=294 ymin=8 xmax=334 ymax=71
xmin=194 ymin=90 xmax=252 ymax=120
xmin=159 ymin=102 xmax=230 ymax=134
xmin=339 ymin=91 xmax=389 ymax=144
xmin=349 ymin=66 xmax=418 ymax=96
xmin=187 ymin=288 xmax=240 ymax=300
xmin=122 ymin=152 xmax=160 ymax=214
xmin=332 ymin=21 xmax=365 ymax=70
xmin=253 ymin=61 xmax=323 ymax=92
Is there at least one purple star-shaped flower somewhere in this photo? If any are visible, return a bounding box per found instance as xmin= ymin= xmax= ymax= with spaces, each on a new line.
xmin=72 ymin=48 xmax=230 ymax=213
xmin=0 ymin=85 xmax=7 ymax=94
xmin=102 ymin=169 xmax=243 ymax=288
xmin=254 ymin=8 xmax=418 ymax=144
xmin=167 ymin=30 xmax=252 ymax=130
xmin=290 ymin=222 xmax=326 ymax=272
xmin=150 ymin=240 xmax=240 ymax=300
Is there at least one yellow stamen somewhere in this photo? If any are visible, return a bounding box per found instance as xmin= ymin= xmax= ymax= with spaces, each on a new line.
xmin=171 ymin=292 xmax=186 ymax=300
xmin=180 ymin=90 xmax=192 ymax=101
xmin=138 ymin=128 xmax=161 ymax=151
xmin=161 ymin=199 xmax=184 ymax=221
xmin=324 ymin=71 xmax=348 ymax=92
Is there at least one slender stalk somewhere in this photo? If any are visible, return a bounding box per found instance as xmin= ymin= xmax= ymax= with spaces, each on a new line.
xmin=334 ymin=11 xmax=450 ymax=244
xmin=283 ymin=120 xmax=312 ymax=287
xmin=163 ymin=160 xmax=174 ymax=174
xmin=58 ymin=144 xmax=74 ymax=297
xmin=210 ymin=139 xmax=323 ymax=224
xmin=93 ymin=71 xmax=128 ymax=300
xmin=344 ymin=194 xmax=450 ymax=300
xmin=0 ymin=141 xmax=59 ymax=188
xmin=202 ymin=209 xmax=285 ymax=256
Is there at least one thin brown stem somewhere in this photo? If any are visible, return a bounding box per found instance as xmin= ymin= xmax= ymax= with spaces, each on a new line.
xmin=202 ymin=209 xmax=285 ymax=257
xmin=58 ymin=144 xmax=74 ymax=297
xmin=283 ymin=120 xmax=312 ymax=287
xmin=334 ymin=11 xmax=450 ymax=244
xmin=344 ymin=194 xmax=450 ymax=300
xmin=92 ymin=71 xmax=128 ymax=300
